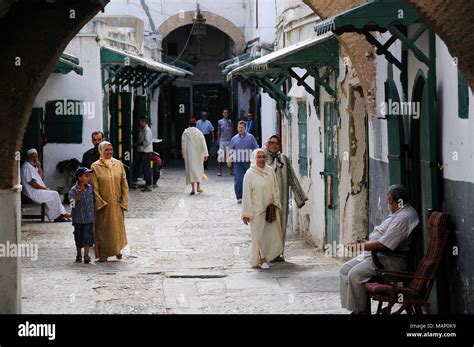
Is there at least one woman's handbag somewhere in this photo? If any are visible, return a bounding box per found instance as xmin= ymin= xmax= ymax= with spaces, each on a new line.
xmin=265 ymin=204 xmax=278 ymax=223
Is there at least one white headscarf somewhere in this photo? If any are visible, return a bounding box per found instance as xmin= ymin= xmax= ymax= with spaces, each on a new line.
xmin=250 ymin=148 xmax=268 ymax=177
xmin=98 ymin=141 xmax=114 ymax=168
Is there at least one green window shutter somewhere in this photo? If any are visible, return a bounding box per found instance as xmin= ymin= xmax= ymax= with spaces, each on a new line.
xmin=298 ymin=101 xmax=308 ymax=176
xmin=385 ymin=79 xmax=406 ymax=185
xmin=458 ymin=69 xmax=469 ymax=119
xmin=44 ymin=100 xmax=83 ymax=143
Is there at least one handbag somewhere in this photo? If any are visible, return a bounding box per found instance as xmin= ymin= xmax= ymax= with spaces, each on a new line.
xmin=265 ymin=204 xmax=278 ymax=223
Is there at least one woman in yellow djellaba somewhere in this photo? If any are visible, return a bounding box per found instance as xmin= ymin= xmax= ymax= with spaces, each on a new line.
xmin=91 ymin=141 xmax=129 ymax=262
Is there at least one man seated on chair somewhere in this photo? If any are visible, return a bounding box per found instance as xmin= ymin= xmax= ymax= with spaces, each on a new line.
xmin=21 ymin=148 xmax=71 ymax=222
xmin=339 ymin=184 xmax=419 ymax=314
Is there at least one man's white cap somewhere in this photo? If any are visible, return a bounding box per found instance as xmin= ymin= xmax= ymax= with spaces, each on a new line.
xmin=26 ymin=148 xmax=38 ymax=156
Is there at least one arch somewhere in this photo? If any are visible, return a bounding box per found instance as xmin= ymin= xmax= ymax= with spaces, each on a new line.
xmin=158 ymin=11 xmax=246 ymax=55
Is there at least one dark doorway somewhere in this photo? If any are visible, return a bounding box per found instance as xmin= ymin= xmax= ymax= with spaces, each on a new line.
xmin=160 ymin=24 xmax=236 ymax=161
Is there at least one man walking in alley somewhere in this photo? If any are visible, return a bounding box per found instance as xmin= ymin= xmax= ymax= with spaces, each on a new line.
xmin=196 ymin=111 xmax=215 ymax=170
xmin=217 ymin=108 xmax=234 ymax=176
xmin=339 ymin=184 xmax=419 ymax=314
xmin=182 ymin=118 xmax=209 ymax=195
xmin=228 ymin=121 xmax=259 ymax=203
xmin=131 ymin=116 xmax=153 ymax=192
xmin=264 ymin=135 xmax=308 ymax=261
xmin=81 ymin=131 xmax=104 ymax=169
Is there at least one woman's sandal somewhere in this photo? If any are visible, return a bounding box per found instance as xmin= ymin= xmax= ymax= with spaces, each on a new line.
xmin=54 ymin=215 xmax=71 ymax=223
xmin=116 ymin=254 xmax=122 ymax=260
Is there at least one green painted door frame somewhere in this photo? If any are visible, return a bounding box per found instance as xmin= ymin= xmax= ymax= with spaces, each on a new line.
xmin=385 ymin=79 xmax=406 ymax=186
xmin=323 ymin=101 xmax=340 ymax=249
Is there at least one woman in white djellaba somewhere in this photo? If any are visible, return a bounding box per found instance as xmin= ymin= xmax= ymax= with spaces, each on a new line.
xmin=241 ymin=148 xmax=283 ymax=269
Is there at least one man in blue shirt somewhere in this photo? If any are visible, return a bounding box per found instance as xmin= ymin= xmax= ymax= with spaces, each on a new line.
xmin=217 ymin=108 xmax=234 ymax=176
xmin=196 ymin=111 xmax=215 ymax=170
xmin=228 ymin=121 xmax=259 ymax=203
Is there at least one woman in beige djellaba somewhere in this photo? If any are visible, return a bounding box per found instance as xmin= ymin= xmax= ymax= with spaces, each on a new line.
xmin=91 ymin=141 xmax=129 ymax=262
xmin=241 ymin=149 xmax=283 ymax=270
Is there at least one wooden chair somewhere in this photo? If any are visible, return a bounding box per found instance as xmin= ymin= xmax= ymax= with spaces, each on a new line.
xmin=365 ymin=211 xmax=450 ymax=314
xmin=21 ymin=193 xmax=46 ymax=222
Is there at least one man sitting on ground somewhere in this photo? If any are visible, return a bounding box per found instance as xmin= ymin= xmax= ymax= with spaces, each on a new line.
xmin=339 ymin=184 xmax=419 ymax=314
xmin=21 ymin=148 xmax=71 ymax=222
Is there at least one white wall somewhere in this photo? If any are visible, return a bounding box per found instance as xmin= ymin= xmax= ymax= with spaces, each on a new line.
xmin=33 ymin=36 xmax=103 ymax=189
xmin=395 ymin=26 xmax=474 ymax=183
xmin=436 ymin=38 xmax=474 ymax=183
xmin=274 ymin=3 xmax=325 ymax=246
xmin=104 ymin=0 xmax=248 ymax=39
xmin=260 ymin=93 xmax=277 ymax=141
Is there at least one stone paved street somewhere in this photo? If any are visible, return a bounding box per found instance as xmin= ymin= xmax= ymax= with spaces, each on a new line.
xmin=21 ymin=163 xmax=346 ymax=314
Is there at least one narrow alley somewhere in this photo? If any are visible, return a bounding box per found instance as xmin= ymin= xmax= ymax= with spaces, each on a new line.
xmin=21 ymin=164 xmax=345 ymax=314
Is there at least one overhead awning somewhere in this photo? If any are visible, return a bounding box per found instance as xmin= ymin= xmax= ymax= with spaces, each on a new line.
xmin=101 ymin=46 xmax=191 ymax=77
xmin=161 ymin=53 xmax=193 ymax=72
xmin=101 ymin=46 xmax=192 ymax=89
xmin=314 ymin=0 xmax=431 ymax=70
xmin=314 ymin=0 xmax=420 ymax=36
xmin=227 ymin=32 xmax=339 ymax=104
xmin=228 ymin=32 xmax=337 ymax=79
xmin=219 ymin=52 xmax=252 ymax=74
xmin=53 ymin=53 xmax=83 ymax=75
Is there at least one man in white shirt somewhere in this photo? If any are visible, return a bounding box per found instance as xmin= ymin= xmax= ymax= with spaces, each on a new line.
xmin=21 ymin=148 xmax=71 ymax=222
xmin=339 ymin=184 xmax=420 ymax=314
xmin=196 ymin=111 xmax=214 ymax=169
xmin=131 ymin=116 xmax=153 ymax=191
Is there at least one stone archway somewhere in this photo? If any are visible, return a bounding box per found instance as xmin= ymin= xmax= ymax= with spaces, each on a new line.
xmin=158 ymin=11 xmax=246 ymax=55
xmin=0 ymin=0 xmax=109 ymax=313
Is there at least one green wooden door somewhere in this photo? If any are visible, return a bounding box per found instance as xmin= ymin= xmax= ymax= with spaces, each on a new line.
xmin=109 ymin=92 xmax=132 ymax=180
xmin=323 ymin=102 xmax=339 ymax=248
xmin=297 ymin=101 xmax=308 ymax=176
xmin=419 ymin=75 xmax=440 ymax=246
xmin=385 ymin=79 xmax=406 ymax=186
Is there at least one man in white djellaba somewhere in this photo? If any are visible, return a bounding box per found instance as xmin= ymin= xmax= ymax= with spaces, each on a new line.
xmin=21 ymin=148 xmax=71 ymax=222
xmin=181 ymin=117 xmax=209 ymax=195
xmin=241 ymin=148 xmax=283 ymax=270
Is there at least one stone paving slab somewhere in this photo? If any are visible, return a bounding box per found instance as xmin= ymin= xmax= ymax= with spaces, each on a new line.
xmin=21 ymin=163 xmax=347 ymax=314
